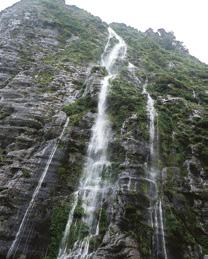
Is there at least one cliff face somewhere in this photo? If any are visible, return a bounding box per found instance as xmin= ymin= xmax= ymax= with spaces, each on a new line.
xmin=0 ymin=0 xmax=207 ymax=259
xmin=0 ymin=0 xmax=107 ymax=257
xmin=110 ymin=23 xmax=208 ymax=259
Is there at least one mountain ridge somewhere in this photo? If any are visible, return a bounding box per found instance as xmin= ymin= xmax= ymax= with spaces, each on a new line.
xmin=0 ymin=0 xmax=207 ymax=258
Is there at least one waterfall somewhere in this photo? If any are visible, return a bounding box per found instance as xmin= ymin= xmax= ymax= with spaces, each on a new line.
xmin=57 ymin=27 xmax=127 ymax=259
xmin=6 ymin=117 xmax=70 ymax=259
xmin=142 ymin=82 xmax=156 ymax=160
xmin=142 ymin=81 xmax=168 ymax=259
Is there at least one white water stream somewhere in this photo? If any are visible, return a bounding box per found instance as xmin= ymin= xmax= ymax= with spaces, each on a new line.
xmin=57 ymin=27 xmax=127 ymax=259
xmin=142 ymin=81 xmax=168 ymax=259
xmin=7 ymin=117 xmax=70 ymax=258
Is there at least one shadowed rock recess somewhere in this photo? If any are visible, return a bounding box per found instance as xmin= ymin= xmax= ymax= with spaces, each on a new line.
xmin=0 ymin=0 xmax=207 ymax=258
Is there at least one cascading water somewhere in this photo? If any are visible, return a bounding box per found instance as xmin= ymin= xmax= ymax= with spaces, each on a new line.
xmin=57 ymin=27 xmax=127 ymax=259
xmin=6 ymin=117 xmax=70 ymax=259
xmin=142 ymin=82 xmax=157 ymax=160
xmin=142 ymin=81 xmax=168 ymax=259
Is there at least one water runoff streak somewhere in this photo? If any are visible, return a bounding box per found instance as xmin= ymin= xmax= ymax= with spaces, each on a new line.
xmin=7 ymin=117 xmax=70 ymax=258
xmin=142 ymin=82 xmax=168 ymax=259
xmin=58 ymin=27 xmax=127 ymax=259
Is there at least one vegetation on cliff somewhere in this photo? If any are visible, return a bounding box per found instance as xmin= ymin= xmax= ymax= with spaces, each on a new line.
xmin=111 ymin=22 xmax=208 ymax=257
xmin=0 ymin=0 xmax=208 ymax=258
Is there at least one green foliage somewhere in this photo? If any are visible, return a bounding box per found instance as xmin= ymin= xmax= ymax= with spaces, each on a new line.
xmin=47 ymin=200 xmax=71 ymax=259
xmin=74 ymin=201 xmax=85 ymax=219
xmin=88 ymin=207 xmax=109 ymax=252
xmin=124 ymin=200 xmax=152 ymax=258
xmin=62 ymin=41 xmax=103 ymax=64
xmin=58 ymin=167 xmax=67 ymax=178
xmin=156 ymin=102 xmax=188 ymax=165
xmin=91 ymin=66 xmax=107 ymax=76
xmin=165 ymin=204 xmax=198 ymax=258
xmin=67 ymin=221 xmax=89 ymax=249
xmin=63 ymin=97 xmax=95 ymax=116
xmin=107 ymin=73 xmax=148 ymax=141
xmin=37 ymin=0 xmax=107 ymax=65
xmin=99 ymin=208 xmax=108 ymax=235
xmin=164 ymin=189 xmax=208 ymax=256
xmin=0 ymin=109 xmax=11 ymax=120
xmin=57 ymin=141 xmax=85 ymax=188
xmin=63 ymin=96 xmax=96 ymax=126
xmin=21 ymin=169 xmax=31 ymax=178
xmin=0 ymin=148 xmax=6 ymax=165
xmin=35 ymin=70 xmax=54 ymax=86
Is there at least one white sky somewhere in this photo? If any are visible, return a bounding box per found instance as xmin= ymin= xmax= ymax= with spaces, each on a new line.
xmin=0 ymin=0 xmax=208 ymax=64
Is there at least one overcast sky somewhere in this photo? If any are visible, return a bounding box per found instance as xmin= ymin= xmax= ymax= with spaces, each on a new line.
xmin=1 ymin=0 xmax=208 ymax=64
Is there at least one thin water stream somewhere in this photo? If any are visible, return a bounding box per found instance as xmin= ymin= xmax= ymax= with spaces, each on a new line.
xmin=7 ymin=117 xmax=70 ymax=259
xmin=143 ymin=81 xmax=168 ymax=259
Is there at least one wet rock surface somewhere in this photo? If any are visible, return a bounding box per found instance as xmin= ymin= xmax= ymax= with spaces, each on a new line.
xmin=0 ymin=0 xmax=107 ymax=258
